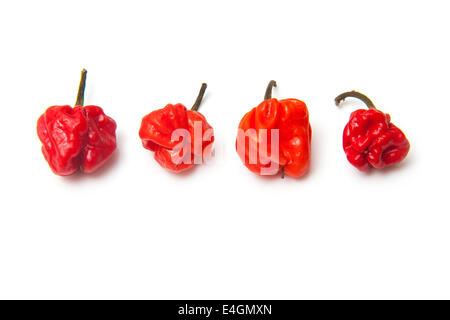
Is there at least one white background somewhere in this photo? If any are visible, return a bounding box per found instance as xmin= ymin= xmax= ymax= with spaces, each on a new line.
xmin=0 ymin=0 xmax=449 ymax=299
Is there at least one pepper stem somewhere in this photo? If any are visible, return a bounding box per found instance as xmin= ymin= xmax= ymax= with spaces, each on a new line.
xmin=75 ymin=69 xmax=87 ymax=107
xmin=264 ymin=80 xmax=277 ymax=100
xmin=335 ymin=91 xmax=376 ymax=109
xmin=191 ymin=83 xmax=207 ymax=111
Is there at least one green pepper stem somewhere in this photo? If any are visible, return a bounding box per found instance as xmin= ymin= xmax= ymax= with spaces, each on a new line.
xmin=335 ymin=91 xmax=376 ymax=109
xmin=264 ymin=80 xmax=281 ymax=178
xmin=191 ymin=83 xmax=207 ymax=111
xmin=75 ymin=69 xmax=87 ymax=107
xmin=264 ymin=80 xmax=277 ymax=100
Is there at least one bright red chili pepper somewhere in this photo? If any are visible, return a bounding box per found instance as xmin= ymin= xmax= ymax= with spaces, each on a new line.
xmin=139 ymin=83 xmax=214 ymax=172
xmin=236 ymin=81 xmax=311 ymax=178
xmin=335 ymin=91 xmax=410 ymax=171
xmin=37 ymin=69 xmax=117 ymax=176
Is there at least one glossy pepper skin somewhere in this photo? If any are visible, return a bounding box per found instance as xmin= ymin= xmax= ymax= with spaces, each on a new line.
xmin=236 ymin=81 xmax=311 ymax=178
xmin=335 ymin=91 xmax=410 ymax=172
xmin=37 ymin=69 xmax=117 ymax=176
xmin=139 ymin=84 xmax=214 ymax=172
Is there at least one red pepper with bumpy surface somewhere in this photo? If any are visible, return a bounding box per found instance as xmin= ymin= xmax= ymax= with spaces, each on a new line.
xmin=236 ymin=81 xmax=311 ymax=178
xmin=139 ymin=84 xmax=214 ymax=172
xmin=335 ymin=91 xmax=410 ymax=172
xmin=37 ymin=69 xmax=117 ymax=176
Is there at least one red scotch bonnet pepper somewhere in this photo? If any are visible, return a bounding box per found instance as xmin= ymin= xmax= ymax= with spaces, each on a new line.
xmin=139 ymin=84 xmax=214 ymax=172
xmin=236 ymin=80 xmax=311 ymax=178
xmin=37 ymin=69 xmax=117 ymax=176
xmin=335 ymin=91 xmax=410 ymax=171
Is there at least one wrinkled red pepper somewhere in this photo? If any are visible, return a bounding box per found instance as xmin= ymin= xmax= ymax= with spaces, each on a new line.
xmin=37 ymin=69 xmax=117 ymax=176
xmin=139 ymin=84 xmax=214 ymax=172
xmin=236 ymin=81 xmax=311 ymax=178
xmin=335 ymin=91 xmax=410 ymax=171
